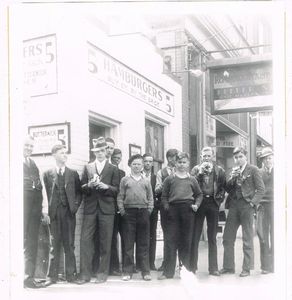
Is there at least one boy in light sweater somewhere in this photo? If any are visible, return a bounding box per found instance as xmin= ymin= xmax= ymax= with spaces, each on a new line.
xmin=117 ymin=154 xmax=154 ymax=281
xmin=158 ymin=152 xmax=203 ymax=279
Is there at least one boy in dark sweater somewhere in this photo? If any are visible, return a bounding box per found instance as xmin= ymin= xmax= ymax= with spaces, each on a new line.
xmin=158 ymin=152 xmax=203 ymax=279
xmin=117 ymin=154 xmax=154 ymax=281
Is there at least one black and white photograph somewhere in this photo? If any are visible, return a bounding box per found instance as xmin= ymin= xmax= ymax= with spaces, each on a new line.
xmin=0 ymin=1 xmax=291 ymax=300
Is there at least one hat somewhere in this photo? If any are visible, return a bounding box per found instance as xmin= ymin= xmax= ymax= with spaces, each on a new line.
xmin=233 ymin=147 xmax=247 ymax=156
xmin=260 ymin=147 xmax=273 ymax=159
xmin=91 ymin=137 xmax=107 ymax=151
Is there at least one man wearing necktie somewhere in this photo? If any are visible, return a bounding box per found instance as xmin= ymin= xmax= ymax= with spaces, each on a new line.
xmin=43 ymin=144 xmax=82 ymax=285
xmin=78 ymin=137 xmax=119 ymax=284
xmin=23 ymin=136 xmax=50 ymax=288
xmin=190 ymin=147 xmax=226 ymax=276
xmin=220 ymin=147 xmax=265 ymax=277
xmin=257 ymin=147 xmax=274 ymax=274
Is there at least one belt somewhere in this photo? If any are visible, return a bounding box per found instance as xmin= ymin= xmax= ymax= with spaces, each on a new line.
xmin=204 ymin=195 xmax=213 ymax=198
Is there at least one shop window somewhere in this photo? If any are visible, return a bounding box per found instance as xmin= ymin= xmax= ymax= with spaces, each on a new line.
xmin=89 ymin=123 xmax=106 ymax=162
xmin=145 ymin=119 xmax=164 ymax=173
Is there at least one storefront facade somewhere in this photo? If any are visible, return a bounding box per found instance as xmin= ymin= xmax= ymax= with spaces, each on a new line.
xmin=20 ymin=7 xmax=182 ymax=268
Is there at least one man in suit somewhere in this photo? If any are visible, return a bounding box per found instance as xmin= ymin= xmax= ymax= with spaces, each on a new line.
xmin=220 ymin=147 xmax=265 ymax=277
xmin=78 ymin=137 xmax=119 ymax=284
xmin=43 ymin=144 xmax=82 ymax=285
xmin=23 ymin=135 xmax=49 ymax=288
xmin=109 ymin=148 xmax=126 ymax=275
xmin=258 ymin=147 xmax=274 ymax=274
xmin=142 ymin=153 xmax=157 ymax=270
xmin=190 ymin=147 xmax=226 ymax=276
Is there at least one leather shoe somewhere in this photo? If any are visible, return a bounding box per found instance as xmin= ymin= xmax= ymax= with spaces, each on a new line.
xmin=110 ymin=270 xmax=122 ymax=276
xmin=44 ymin=279 xmax=57 ymax=287
xmin=95 ymin=274 xmax=107 ymax=284
xmin=219 ymin=268 xmax=235 ymax=275
xmin=239 ymin=270 xmax=250 ymax=277
xmin=76 ymin=279 xmax=90 ymax=285
xmin=157 ymin=274 xmax=171 ymax=280
xmin=143 ymin=274 xmax=152 ymax=281
xmin=24 ymin=278 xmax=45 ymax=289
xmin=157 ymin=265 xmax=164 ymax=272
xmin=209 ymin=270 xmax=220 ymax=276
xmin=122 ymin=274 xmax=132 ymax=281
xmin=261 ymin=270 xmax=270 ymax=275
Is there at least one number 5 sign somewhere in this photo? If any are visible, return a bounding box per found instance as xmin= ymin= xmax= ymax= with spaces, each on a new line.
xmin=23 ymin=34 xmax=58 ymax=97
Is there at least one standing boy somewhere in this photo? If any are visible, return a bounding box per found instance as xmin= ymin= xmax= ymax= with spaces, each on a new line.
xmin=155 ymin=149 xmax=178 ymax=271
xmin=220 ymin=147 xmax=265 ymax=277
xmin=159 ymin=152 xmax=203 ymax=280
xmin=117 ymin=154 xmax=154 ymax=281
xmin=43 ymin=144 xmax=82 ymax=285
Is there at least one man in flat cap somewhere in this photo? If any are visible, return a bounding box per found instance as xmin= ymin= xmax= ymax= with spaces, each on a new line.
xmin=220 ymin=147 xmax=265 ymax=277
xmin=78 ymin=137 xmax=119 ymax=284
xmin=257 ymin=147 xmax=274 ymax=274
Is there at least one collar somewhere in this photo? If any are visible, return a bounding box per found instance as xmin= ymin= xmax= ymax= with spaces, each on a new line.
xmin=265 ymin=166 xmax=273 ymax=173
xmin=166 ymin=166 xmax=175 ymax=174
xmin=130 ymin=173 xmax=142 ymax=181
xmin=174 ymin=172 xmax=190 ymax=179
xmin=240 ymin=162 xmax=247 ymax=174
xmin=142 ymin=170 xmax=152 ymax=178
xmin=56 ymin=165 xmax=66 ymax=175
xmin=95 ymin=159 xmax=106 ymax=166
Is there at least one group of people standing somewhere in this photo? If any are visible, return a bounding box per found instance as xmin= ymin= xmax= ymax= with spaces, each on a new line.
xmin=23 ymin=135 xmax=274 ymax=289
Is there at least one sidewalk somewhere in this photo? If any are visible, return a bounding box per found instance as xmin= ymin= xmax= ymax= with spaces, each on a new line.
xmin=18 ymin=236 xmax=279 ymax=300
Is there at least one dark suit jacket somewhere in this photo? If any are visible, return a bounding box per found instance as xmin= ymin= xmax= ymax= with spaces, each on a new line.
xmin=149 ymin=173 xmax=157 ymax=208
xmin=225 ymin=163 xmax=265 ymax=207
xmin=81 ymin=160 xmax=119 ymax=215
xmin=43 ymin=166 xmax=82 ymax=219
xmin=191 ymin=164 xmax=226 ymax=207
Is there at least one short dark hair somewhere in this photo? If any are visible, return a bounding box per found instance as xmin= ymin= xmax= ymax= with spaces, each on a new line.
xmin=142 ymin=153 xmax=153 ymax=160
xmin=166 ymin=148 xmax=178 ymax=159
xmin=201 ymin=146 xmax=214 ymax=155
xmin=112 ymin=148 xmax=122 ymax=156
xmin=51 ymin=144 xmax=66 ymax=154
xmin=233 ymin=147 xmax=247 ymax=156
xmin=128 ymin=154 xmax=143 ymax=166
xmin=105 ymin=137 xmax=115 ymax=144
xmin=175 ymin=151 xmax=190 ymax=161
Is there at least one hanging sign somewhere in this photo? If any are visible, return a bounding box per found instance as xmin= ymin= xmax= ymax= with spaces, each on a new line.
xmin=207 ymin=55 xmax=272 ymax=115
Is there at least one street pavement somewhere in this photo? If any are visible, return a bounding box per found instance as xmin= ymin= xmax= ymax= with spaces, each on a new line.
xmin=18 ymin=236 xmax=281 ymax=300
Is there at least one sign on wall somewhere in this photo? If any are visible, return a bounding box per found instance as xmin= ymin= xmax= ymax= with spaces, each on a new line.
xmin=216 ymin=133 xmax=247 ymax=149
xmin=207 ymin=55 xmax=272 ymax=115
xmin=87 ymin=42 xmax=174 ymax=116
xmin=28 ymin=123 xmax=71 ymax=155
xmin=23 ymin=34 xmax=58 ymax=97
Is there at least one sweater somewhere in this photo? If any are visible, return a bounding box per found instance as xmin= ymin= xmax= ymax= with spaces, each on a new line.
xmin=117 ymin=175 xmax=154 ymax=214
xmin=161 ymin=174 xmax=203 ymax=206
